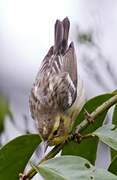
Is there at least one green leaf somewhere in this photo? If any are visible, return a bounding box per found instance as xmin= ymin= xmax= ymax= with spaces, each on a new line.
xmin=78 ymin=32 xmax=93 ymax=44
xmin=62 ymin=94 xmax=114 ymax=164
xmin=0 ymin=96 xmax=12 ymax=133
xmin=112 ymin=104 xmax=117 ymax=126
xmin=108 ymin=155 xmax=117 ymax=175
xmin=33 ymin=156 xmax=117 ymax=180
xmin=0 ymin=134 xmax=41 ymax=180
xmin=109 ymin=98 xmax=117 ymax=173
xmin=111 ymin=105 xmax=117 ymax=159
xmin=62 ymin=137 xmax=98 ymax=164
xmin=93 ymin=124 xmax=117 ymax=151
xmin=112 ymin=90 xmax=117 ymax=95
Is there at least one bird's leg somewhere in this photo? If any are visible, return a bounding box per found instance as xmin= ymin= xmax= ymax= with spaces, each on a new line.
xmin=74 ymin=133 xmax=83 ymax=144
xmin=84 ymin=108 xmax=94 ymax=123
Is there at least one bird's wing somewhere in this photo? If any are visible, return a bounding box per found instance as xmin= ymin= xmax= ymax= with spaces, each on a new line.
xmin=57 ymin=72 xmax=77 ymax=110
xmin=52 ymin=42 xmax=77 ymax=110
xmin=52 ymin=42 xmax=77 ymax=86
xmin=62 ymin=42 xmax=77 ymax=87
xmin=39 ymin=46 xmax=53 ymax=74
xmin=41 ymin=42 xmax=77 ymax=110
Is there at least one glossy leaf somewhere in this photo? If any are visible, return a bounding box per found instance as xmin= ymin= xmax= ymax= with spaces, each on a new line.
xmin=0 ymin=96 xmax=12 ymax=133
xmin=62 ymin=94 xmax=114 ymax=164
xmin=0 ymin=134 xmax=41 ymax=180
xmin=108 ymin=155 xmax=117 ymax=175
xmin=111 ymin=104 xmax=117 ymax=159
xmin=93 ymin=124 xmax=117 ymax=151
xmin=33 ymin=156 xmax=117 ymax=180
xmin=62 ymin=137 xmax=98 ymax=164
xmin=112 ymin=104 xmax=117 ymax=126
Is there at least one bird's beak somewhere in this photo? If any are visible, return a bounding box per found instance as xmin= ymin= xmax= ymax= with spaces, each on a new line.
xmin=43 ymin=140 xmax=48 ymax=153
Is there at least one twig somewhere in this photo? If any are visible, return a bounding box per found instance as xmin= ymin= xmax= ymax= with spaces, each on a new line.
xmin=75 ymin=94 xmax=117 ymax=134
xmin=19 ymin=142 xmax=64 ymax=180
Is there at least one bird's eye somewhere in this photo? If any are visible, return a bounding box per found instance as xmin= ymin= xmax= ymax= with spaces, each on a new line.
xmin=53 ymin=129 xmax=58 ymax=136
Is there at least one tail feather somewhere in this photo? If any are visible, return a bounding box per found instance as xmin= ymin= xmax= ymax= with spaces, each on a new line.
xmin=61 ymin=17 xmax=70 ymax=54
xmin=54 ymin=20 xmax=63 ymax=54
xmin=54 ymin=17 xmax=70 ymax=54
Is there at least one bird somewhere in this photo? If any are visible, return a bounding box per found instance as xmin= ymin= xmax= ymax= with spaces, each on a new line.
xmin=29 ymin=17 xmax=85 ymax=146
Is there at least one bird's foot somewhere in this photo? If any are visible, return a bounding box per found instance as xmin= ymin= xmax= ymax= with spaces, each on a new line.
xmin=74 ymin=133 xmax=83 ymax=143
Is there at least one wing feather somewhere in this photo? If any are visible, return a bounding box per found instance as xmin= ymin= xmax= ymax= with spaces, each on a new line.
xmin=62 ymin=42 xmax=77 ymax=87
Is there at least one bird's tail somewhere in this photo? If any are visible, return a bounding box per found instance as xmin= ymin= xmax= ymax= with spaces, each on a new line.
xmin=54 ymin=17 xmax=70 ymax=54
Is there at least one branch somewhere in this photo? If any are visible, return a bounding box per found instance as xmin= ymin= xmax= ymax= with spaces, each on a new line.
xmin=19 ymin=143 xmax=64 ymax=180
xmin=75 ymin=94 xmax=117 ymax=134
xmin=20 ymin=93 xmax=117 ymax=180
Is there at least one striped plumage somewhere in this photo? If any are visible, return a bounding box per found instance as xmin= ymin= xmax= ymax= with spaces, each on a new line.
xmin=29 ymin=17 xmax=85 ymax=145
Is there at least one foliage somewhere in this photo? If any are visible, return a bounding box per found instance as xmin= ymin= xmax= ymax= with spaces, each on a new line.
xmin=32 ymin=156 xmax=117 ymax=180
xmin=0 ymin=134 xmax=41 ymax=180
xmin=0 ymin=92 xmax=117 ymax=180
xmin=0 ymin=96 xmax=12 ymax=134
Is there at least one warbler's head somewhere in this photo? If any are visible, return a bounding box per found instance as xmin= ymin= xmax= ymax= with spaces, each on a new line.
xmin=37 ymin=113 xmax=70 ymax=146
